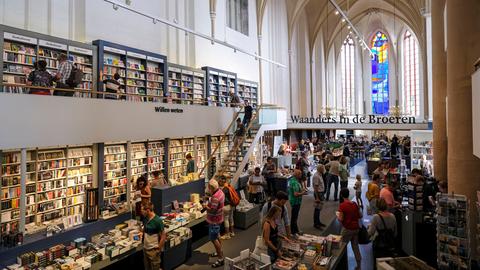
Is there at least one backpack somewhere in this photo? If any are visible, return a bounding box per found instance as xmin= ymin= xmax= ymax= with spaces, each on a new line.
xmin=373 ymin=214 xmax=396 ymax=252
xmin=226 ymin=184 xmax=240 ymax=206
xmin=66 ymin=64 xmax=83 ymax=87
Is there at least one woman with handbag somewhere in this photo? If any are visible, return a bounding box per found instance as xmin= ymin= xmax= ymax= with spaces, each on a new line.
xmin=368 ymin=198 xmax=398 ymax=262
xmin=337 ymin=188 xmax=362 ymax=270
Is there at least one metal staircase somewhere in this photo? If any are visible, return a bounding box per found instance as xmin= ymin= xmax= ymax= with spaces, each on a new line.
xmin=200 ymin=106 xmax=265 ymax=185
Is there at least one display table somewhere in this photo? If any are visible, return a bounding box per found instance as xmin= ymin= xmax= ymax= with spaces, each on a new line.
xmin=234 ymin=205 xmax=260 ymax=229
xmin=151 ymin=178 xmax=206 ymax=214
xmin=367 ymin=159 xmax=381 ymax=175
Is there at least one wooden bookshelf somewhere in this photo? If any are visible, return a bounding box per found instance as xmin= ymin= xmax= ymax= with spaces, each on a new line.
xmin=202 ymin=66 xmax=237 ymax=107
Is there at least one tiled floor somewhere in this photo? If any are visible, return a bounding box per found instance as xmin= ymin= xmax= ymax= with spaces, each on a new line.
xmin=178 ymin=160 xmax=375 ymax=270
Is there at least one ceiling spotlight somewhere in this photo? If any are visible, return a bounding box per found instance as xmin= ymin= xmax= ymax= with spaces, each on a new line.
xmin=335 ymin=11 xmax=339 ymax=15
xmin=341 ymin=18 xmax=346 ymax=23
xmin=347 ymin=25 xmax=351 ymax=29
xmin=113 ymin=4 xmax=119 ymax=10
xmin=349 ymin=31 xmax=352 ymax=34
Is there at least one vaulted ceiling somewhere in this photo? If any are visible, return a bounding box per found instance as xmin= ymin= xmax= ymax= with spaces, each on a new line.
xmin=257 ymin=0 xmax=426 ymax=54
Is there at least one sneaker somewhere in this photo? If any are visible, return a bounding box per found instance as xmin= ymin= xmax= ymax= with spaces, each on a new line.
xmin=220 ymin=234 xmax=231 ymax=240
xmin=230 ymin=232 xmax=235 ymax=237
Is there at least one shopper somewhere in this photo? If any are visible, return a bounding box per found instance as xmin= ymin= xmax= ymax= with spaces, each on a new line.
xmin=242 ymin=99 xmax=253 ymax=136
xmin=298 ymin=139 xmax=306 ymax=152
xmin=368 ymin=198 xmax=398 ymax=260
xmin=186 ymin=153 xmax=196 ymax=174
xmin=140 ymin=201 xmax=167 ymax=270
xmin=366 ymin=174 xmax=381 ymax=214
xmin=295 ymin=151 xmax=310 ymax=190
xmin=248 ymin=167 xmax=265 ymax=204
xmin=27 ymin=60 xmax=53 ymax=95
xmin=134 ymin=176 xmax=151 ymax=217
xmin=54 ymin=53 xmax=74 ymax=96
xmin=261 ymin=191 xmax=291 ymax=237
xmin=229 ymin=90 xmax=241 ymax=107
xmin=288 ymin=169 xmax=307 ymax=235
xmin=151 ymin=170 xmax=168 ymax=188
xmin=218 ymin=176 xmax=235 ymax=240
xmin=390 ymin=134 xmax=399 ymax=158
xmin=325 ymin=156 xmax=340 ymax=201
xmin=379 ymin=181 xmax=399 ymax=211
xmin=313 ymin=164 xmax=326 ymax=229
xmin=101 ymin=71 xmax=123 ymax=100
xmin=262 ymin=205 xmax=282 ymax=262
xmin=233 ymin=118 xmax=245 ymax=149
xmin=354 ymin=174 xmax=363 ymax=210
xmin=204 ymin=179 xmax=225 ymax=268
xmin=262 ymin=157 xmax=277 ymax=197
xmin=373 ymin=162 xmax=386 ymax=184
xmin=339 ymin=156 xmax=349 ymax=190
xmin=337 ymin=188 xmax=362 ymax=270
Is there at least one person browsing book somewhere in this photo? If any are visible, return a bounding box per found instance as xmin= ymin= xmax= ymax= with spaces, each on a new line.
xmin=101 ymin=71 xmax=123 ymax=100
xmin=141 ymin=201 xmax=166 ymax=270
xmin=54 ymin=53 xmax=74 ymax=96
xmin=27 ymin=60 xmax=53 ymax=95
xmin=186 ymin=153 xmax=196 ymax=175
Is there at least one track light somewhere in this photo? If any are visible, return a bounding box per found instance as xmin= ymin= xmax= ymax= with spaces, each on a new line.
xmin=347 ymin=25 xmax=351 ymax=29
xmin=341 ymin=18 xmax=346 ymax=23
xmin=152 ymin=18 xmax=157 ymax=24
xmin=335 ymin=11 xmax=339 ymax=15
xmin=113 ymin=4 xmax=118 ymax=10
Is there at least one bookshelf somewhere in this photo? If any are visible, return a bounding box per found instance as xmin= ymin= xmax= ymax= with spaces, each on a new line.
xmin=103 ymin=144 xmax=128 ymax=207
xmin=1 ymin=151 xmax=22 ymax=237
xmin=147 ymin=141 xmax=165 ymax=181
xmin=195 ymin=137 xmax=207 ymax=178
xmin=411 ymin=130 xmax=434 ymax=176
xmin=202 ymin=66 xmax=237 ymax=107
xmin=130 ymin=143 xmax=147 ymax=183
xmin=168 ymin=138 xmax=194 ymax=185
xmin=66 ymin=147 xmax=93 ymax=222
xmin=93 ymin=40 xmax=167 ymax=101
xmin=237 ymin=79 xmax=258 ymax=107
xmin=168 ymin=64 xmax=205 ymax=105
xmin=1 ymin=25 xmax=97 ymax=96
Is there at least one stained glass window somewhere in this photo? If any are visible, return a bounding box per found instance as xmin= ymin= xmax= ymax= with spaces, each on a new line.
xmin=371 ymin=31 xmax=389 ymax=114
xmin=402 ymin=30 xmax=420 ymax=116
xmin=341 ymin=37 xmax=355 ymax=115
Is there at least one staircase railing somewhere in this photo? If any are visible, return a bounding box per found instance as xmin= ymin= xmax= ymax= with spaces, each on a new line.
xmin=199 ymin=104 xmax=265 ymax=179
xmin=198 ymin=107 xmax=244 ymax=177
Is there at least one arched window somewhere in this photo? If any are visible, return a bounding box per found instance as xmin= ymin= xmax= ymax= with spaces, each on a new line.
xmin=402 ymin=30 xmax=420 ymax=116
xmin=341 ymin=37 xmax=355 ymax=115
xmin=371 ymin=31 xmax=389 ymax=114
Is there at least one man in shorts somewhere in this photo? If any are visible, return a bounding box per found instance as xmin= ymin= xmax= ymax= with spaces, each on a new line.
xmin=204 ymin=179 xmax=225 ymax=268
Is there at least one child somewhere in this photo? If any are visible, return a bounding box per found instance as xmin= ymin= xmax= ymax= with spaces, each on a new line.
xmin=354 ymin=174 xmax=363 ymax=210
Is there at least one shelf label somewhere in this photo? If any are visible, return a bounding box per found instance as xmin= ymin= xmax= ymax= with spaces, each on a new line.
xmin=69 ymin=46 xmax=93 ymax=56
xmin=210 ymin=71 xmax=219 ymax=75
xmin=194 ymin=72 xmax=204 ymax=77
xmin=104 ymin=46 xmax=126 ymax=55
xmin=219 ymin=73 xmax=228 ymax=77
xmin=127 ymin=51 xmax=147 ymax=59
xmin=4 ymin=32 xmax=37 ymax=45
xmin=182 ymin=70 xmax=193 ymax=75
xmin=169 ymin=67 xmax=181 ymax=73
xmin=39 ymin=40 xmax=67 ymax=50
xmin=147 ymin=56 xmax=164 ymax=63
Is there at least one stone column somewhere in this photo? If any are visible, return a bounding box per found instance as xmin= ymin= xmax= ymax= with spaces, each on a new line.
xmin=431 ymin=0 xmax=447 ymax=182
xmin=446 ymin=0 xmax=480 ymax=260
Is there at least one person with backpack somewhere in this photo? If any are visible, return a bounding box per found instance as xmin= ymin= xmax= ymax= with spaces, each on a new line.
xmin=339 ymin=156 xmax=350 ymax=191
xmin=367 ymin=198 xmax=398 ymax=261
xmin=54 ymin=53 xmax=80 ymax=96
xmin=337 ymin=188 xmax=362 ymax=270
xmin=261 ymin=191 xmax=291 ymax=238
xmin=218 ymin=176 xmax=239 ymax=240
xmin=27 ymin=60 xmax=53 ymax=95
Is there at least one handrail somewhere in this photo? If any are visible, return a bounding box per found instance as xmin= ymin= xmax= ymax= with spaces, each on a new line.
xmin=0 ymin=83 xmax=246 ymax=106
xmin=200 ymin=104 xmax=265 ymax=178
xmin=198 ymin=107 xmax=245 ymax=177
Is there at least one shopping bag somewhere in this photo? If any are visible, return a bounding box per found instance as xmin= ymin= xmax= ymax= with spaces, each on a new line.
xmin=253 ymin=235 xmax=268 ymax=256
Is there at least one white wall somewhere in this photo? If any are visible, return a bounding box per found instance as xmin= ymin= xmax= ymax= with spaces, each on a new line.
xmin=260 ymin=0 xmax=289 ymax=109
xmin=0 ymin=0 xmax=262 ymax=82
